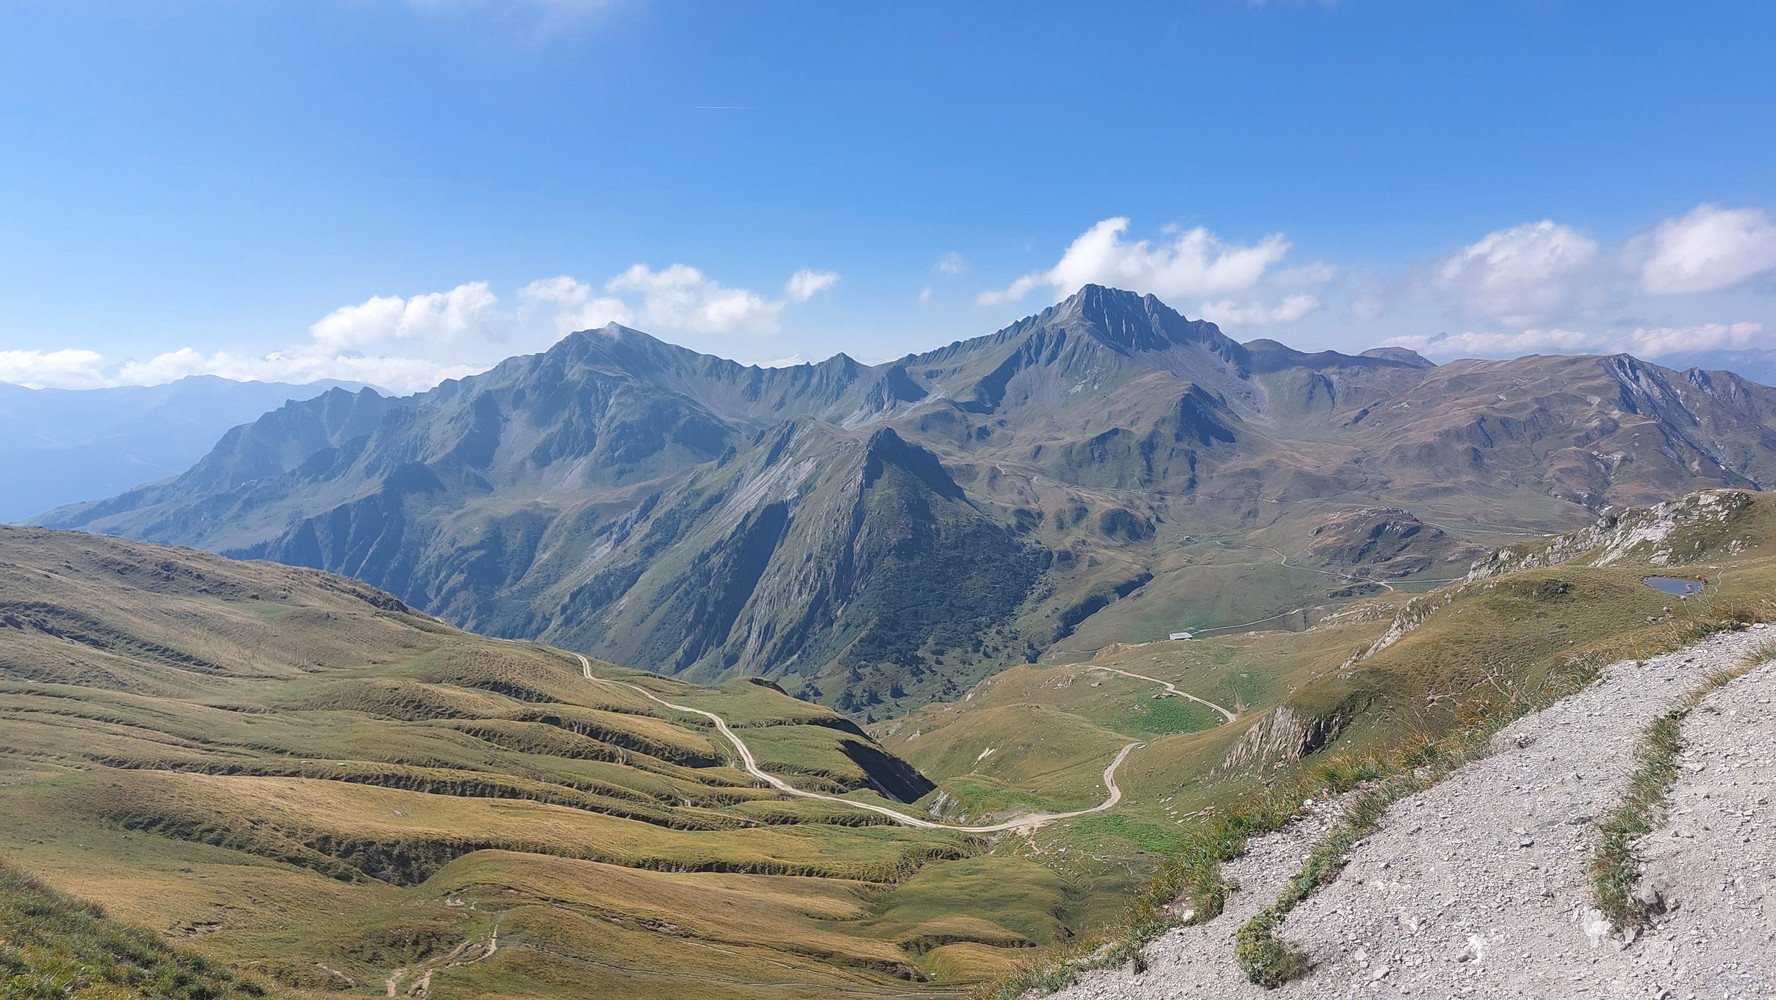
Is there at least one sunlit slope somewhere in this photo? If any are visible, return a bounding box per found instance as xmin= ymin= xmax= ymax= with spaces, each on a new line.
xmin=47 ymin=287 xmax=1776 ymax=721
xmin=878 ymin=489 xmax=1776 ymax=937
xmin=0 ymin=526 xmax=1056 ymax=997
xmin=8 ymin=489 xmax=1775 ymax=998
xmin=0 ymin=859 xmax=262 ymax=1000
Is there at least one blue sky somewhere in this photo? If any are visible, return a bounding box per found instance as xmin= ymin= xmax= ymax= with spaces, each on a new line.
xmin=1 ymin=0 xmax=1773 ymax=392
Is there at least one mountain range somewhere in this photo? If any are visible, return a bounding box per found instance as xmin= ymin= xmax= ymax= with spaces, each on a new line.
xmin=0 ymin=374 xmax=361 ymax=522
xmin=39 ymin=285 xmax=1776 ymax=717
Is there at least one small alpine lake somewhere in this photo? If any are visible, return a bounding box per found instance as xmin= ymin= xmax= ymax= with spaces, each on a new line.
xmin=1643 ymin=576 xmax=1705 ymax=596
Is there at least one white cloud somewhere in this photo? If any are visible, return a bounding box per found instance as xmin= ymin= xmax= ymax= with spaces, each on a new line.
xmin=977 ymin=272 xmax=1046 ymax=307
xmin=1382 ymin=328 xmax=1610 ymax=358
xmin=1198 ymin=293 xmax=1322 ymax=327
xmin=785 ymin=268 xmax=839 ymax=303
xmin=1272 ymin=262 xmax=1336 ymax=286
xmin=0 ymin=345 xmax=485 ymax=395
xmin=1434 ymin=220 xmax=1601 ymax=326
xmin=3 ymin=260 xmax=841 ymax=395
xmin=517 ymin=275 xmax=634 ymax=337
xmin=1623 ymin=321 xmax=1764 ymax=357
xmin=980 ymin=217 xmax=1292 ymax=305
xmin=1348 ymin=292 xmax=1386 ymax=321
xmin=918 ymin=286 xmax=932 ymax=305
xmin=744 ymin=353 xmax=812 ymax=368
xmin=1635 ymin=204 xmax=1776 ymax=295
xmin=0 ymin=349 xmax=110 ymax=389
xmin=520 ymin=265 xmax=837 ymax=338
xmin=113 ymin=348 xmax=487 ymax=394
xmin=4 ymin=281 xmax=509 ymax=394
xmin=937 ymin=252 xmax=966 ymax=275
xmin=1382 ymin=320 xmax=1766 ymax=361
xmin=310 ymin=282 xmax=501 ymax=349
xmin=607 ymin=264 xmax=785 ymax=334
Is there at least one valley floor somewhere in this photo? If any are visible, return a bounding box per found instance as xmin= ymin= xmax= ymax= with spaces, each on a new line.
xmin=1048 ymin=627 xmax=1776 ymax=1000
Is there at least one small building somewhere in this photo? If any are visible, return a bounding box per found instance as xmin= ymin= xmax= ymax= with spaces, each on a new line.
xmin=1169 ymin=630 xmax=1194 ymax=640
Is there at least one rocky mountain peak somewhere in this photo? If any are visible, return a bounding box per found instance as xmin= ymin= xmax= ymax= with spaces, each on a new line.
xmin=861 ymin=426 xmax=964 ymax=500
xmin=1046 ymin=284 xmax=1245 ymax=363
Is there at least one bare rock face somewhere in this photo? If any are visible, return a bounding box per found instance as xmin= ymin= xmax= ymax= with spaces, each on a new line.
xmin=1219 ymin=705 xmax=1344 ymax=774
xmin=1359 ymin=347 xmax=1436 ymax=369
xmin=1468 ymin=488 xmax=1757 ymax=580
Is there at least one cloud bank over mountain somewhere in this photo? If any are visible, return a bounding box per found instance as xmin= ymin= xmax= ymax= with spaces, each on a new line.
xmin=0 ymin=263 xmax=842 ymax=394
xmin=967 ymin=202 xmax=1775 ymax=364
xmin=4 ymin=202 xmax=1772 ymax=394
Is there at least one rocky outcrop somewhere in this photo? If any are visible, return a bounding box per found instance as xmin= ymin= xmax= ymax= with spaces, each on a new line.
xmin=1218 ymin=705 xmax=1345 ymax=774
xmin=1049 ymin=626 xmax=1776 ymax=1000
xmin=1468 ymin=488 xmax=1757 ymax=580
xmin=1341 ymin=592 xmax=1455 ymax=668
xmin=1306 ymin=507 xmax=1483 ymax=580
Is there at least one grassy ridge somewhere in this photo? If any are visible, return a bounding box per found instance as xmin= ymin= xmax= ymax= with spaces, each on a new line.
xmin=967 ymin=489 xmax=1776 ymax=997
xmin=0 ymin=526 xmax=1044 ymax=996
xmin=0 ymin=860 xmax=258 ymax=1000
xmin=10 ymin=490 xmax=1776 ymax=1000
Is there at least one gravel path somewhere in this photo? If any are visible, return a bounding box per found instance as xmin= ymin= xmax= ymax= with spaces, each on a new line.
xmin=1635 ymin=658 xmax=1776 ymax=999
xmin=589 ymin=655 xmax=1146 ymax=833
xmin=1049 ymin=627 xmax=1776 ymax=1000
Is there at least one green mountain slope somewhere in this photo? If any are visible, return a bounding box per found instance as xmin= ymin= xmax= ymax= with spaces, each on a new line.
xmin=0 ymin=860 xmax=259 ymax=1000
xmin=1 ymin=527 xmax=1051 ymax=997
xmin=40 ymin=286 xmax=1776 ymax=717
xmin=10 ymin=492 xmax=1776 ymax=998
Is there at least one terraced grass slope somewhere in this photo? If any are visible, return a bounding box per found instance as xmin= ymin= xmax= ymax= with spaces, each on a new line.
xmin=0 ymin=860 xmax=258 ymax=1000
xmin=0 ymin=527 xmax=1062 ymax=997
xmin=9 ymin=490 xmax=1776 ymax=1000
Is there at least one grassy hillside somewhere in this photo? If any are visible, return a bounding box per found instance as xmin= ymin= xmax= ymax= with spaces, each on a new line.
xmin=0 ymin=860 xmax=258 ymax=1000
xmin=875 ymin=489 xmax=1776 ymax=972
xmin=0 ymin=527 xmax=1046 ymax=997
xmin=9 ymin=489 xmax=1776 ymax=999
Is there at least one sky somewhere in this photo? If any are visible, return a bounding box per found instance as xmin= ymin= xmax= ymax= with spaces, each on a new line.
xmin=1 ymin=0 xmax=1773 ymax=393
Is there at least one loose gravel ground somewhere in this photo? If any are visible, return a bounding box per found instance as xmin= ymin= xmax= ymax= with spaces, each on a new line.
xmin=1049 ymin=627 xmax=1776 ymax=1000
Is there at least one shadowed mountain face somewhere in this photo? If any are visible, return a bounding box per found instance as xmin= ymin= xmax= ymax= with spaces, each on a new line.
xmin=40 ymin=286 xmax=1776 ymax=717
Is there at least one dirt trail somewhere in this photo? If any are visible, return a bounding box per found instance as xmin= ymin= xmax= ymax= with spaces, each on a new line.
xmin=1051 ymin=626 xmax=1776 ymax=1000
xmin=1089 ymin=665 xmax=1237 ymax=722
xmin=579 ymin=654 xmax=1159 ymax=834
xmin=402 ymin=927 xmax=500 ymax=998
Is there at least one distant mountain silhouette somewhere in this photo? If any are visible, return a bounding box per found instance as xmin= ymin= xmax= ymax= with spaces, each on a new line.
xmin=0 ymin=375 xmax=363 ymax=523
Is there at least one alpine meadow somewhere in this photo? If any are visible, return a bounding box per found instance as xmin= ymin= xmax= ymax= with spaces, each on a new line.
xmin=4 ymin=4 xmax=1776 ymax=999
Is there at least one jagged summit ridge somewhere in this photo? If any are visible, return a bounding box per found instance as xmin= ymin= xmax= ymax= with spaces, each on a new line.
xmin=36 ymin=286 xmax=1776 ymax=718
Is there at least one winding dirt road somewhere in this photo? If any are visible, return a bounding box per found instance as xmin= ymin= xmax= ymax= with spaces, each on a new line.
xmin=576 ymin=653 xmax=1167 ymax=833
xmin=1088 ymin=665 xmax=1237 ymax=722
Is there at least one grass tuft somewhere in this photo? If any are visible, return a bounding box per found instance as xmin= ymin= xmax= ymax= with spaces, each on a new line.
xmin=1591 ymin=644 xmax=1772 ymax=934
xmin=0 ymin=859 xmax=260 ymax=1000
